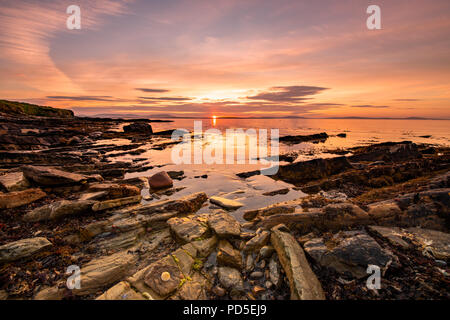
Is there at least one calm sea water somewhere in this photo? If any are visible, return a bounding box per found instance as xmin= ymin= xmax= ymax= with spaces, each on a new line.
xmin=108 ymin=118 xmax=449 ymax=221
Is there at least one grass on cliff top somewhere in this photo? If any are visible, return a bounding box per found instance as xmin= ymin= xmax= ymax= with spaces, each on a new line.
xmin=0 ymin=99 xmax=74 ymax=118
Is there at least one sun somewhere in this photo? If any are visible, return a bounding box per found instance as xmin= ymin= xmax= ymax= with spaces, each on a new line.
xmin=212 ymin=115 xmax=217 ymax=126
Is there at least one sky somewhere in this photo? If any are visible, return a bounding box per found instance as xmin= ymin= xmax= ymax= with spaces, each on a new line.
xmin=0 ymin=0 xmax=449 ymax=119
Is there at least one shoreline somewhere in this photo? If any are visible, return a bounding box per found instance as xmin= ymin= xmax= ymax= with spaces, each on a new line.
xmin=0 ymin=111 xmax=449 ymax=301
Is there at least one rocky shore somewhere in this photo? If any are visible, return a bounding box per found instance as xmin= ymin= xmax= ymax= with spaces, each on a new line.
xmin=0 ymin=103 xmax=449 ymax=300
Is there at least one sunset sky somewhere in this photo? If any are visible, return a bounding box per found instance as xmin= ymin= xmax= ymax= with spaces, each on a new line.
xmin=0 ymin=0 xmax=449 ymax=118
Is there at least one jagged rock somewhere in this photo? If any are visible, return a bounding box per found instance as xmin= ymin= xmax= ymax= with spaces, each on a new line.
xmin=271 ymin=225 xmax=325 ymax=300
xmin=243 ymin=200 xmax=297 ymax=221
xmin=167 ymin=215 xmax=209 ymax=243
xmin=123 ymin=122 xmax=153 ymax=134
xmin=349 ymin=141 xmax=422 ymax=163
xmin=73 ymin=251 xmax=139 ymax=296
xmin=209 ymin=196 xmax=243 ymax=210
xmin=304 ymin=230 xmax=395 ymax=279
xmin=33 ymin=286 xmax=65 ymax=300
xmin=243 ymin=230 xmax=270 ymax=252
xmin=79 ymin=191 xmax=108 ymax=201
xmin=92 ymin=195 xmax=142 ymax=211
xmin=367 ymin=226 xmax=411 ymax=249
xmin=279 ymin=132 xmax=328 ymax=144
xmin=405 ymin=227 xmax=450 ymax=260
xmin=190 ymin=236 xmax=218 ymax=258
xmin=0 ymin=171 xmax=30 ymax=191
xmin=273 ymin=156 xmax=353 ymax=185
xmin=207 ymin=211 xmax=241 ymax=238
xmin=148 ymin=171 xmax=173 ymax=190
xmin=21 ymin=165 xmax=87 ymax=186
xmin=23 ymin=200 xmax=95 ymax=222
xmin=0 ymin=188 xmax=46 ymax=209
xmin=96 ymin=281 xmax=144 ymax=300
xmin=217 ymin=240 xmax=243 ymax=269
xmin=174 ymin=272 xmax=208 ymax=300
xmin=0 ymin=237 xmax=52 ymax=263
xmin=144 ymin=256 xmax=184 ymax=297
xmin=218 ymin=267 xmax=244 ymax=291
xmin=268 ymin=255 xmax=281 ymax=287
xmin=262 ymin=188 xmax=290 ymax=196
xmin=87 ymin=183 xmax=140 ymax=199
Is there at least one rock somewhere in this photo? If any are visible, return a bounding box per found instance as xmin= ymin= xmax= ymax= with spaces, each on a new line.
xmin=34 ymin=286 xmax=65 ymax=300
xmin=73 ymin=251 xmax=138 ymax=296
xmin=279 ymin=132 xmax=328 ymax=144
xmin=79 ymin=191 xmax=108 ymax=201
xmin=262 ymin=188 xmax=290 ymax=196
xmin=260 ymin=245 xmax=275 ymax=259
xmin=190 ymin=236 xmax=218 ymax=258
xmin=218 ymin=267 xmax=244 ymax=291
xmin=143 ymin=256 xmax=184 ymax=297
xmin=243 ymin=230 xmax=270 ymax=252
xmin=167 ymin=215 xmax=209 ymax=243
xmin=175 ymin=272 xmax=208 ymax=300
xmin=96 ymin=281 xmax=144 ymax=300
xmin=88 ymin=183 xmax=140 ymax=199
xmin=207 ymin=211 xmax=241 ymax=238
xmin=273 ymin=156 xmax=353 ymax=185
xmin=252 ymin=285 xmax=266 ymax=295
xmin=23 ymin=200 xmax=95 ymax=222
xmin=245 ymin=254 xmax=255 ymax=272
xmin=367 ymin=201 xmax=402 ymax=219
xmin=303 ymin=230 xmax=395 ymax=279
xmin=22 ymin=165 xmax=87 ymax=186
xmin=212 ymin=286 xmax=226 ymax=297
xmin=0 ymin=237 xmax=52 ymax=263
xmin=367 ymin=226 xmax=411 ymax=249
xmin=0 ymin=171 xmax=30 ymax=192
xmin=123 ymin=122 xmax=153 ymax=134
xmin=349 ymin=141 xmax=422 ymax=163
xmin=217 ymin=240 xmax=243 ymax=269
xmin=243 ymin=200 xmax=298 ymax=221
xmin=92 ymin=195 xmax=142 ymax=211
xmin=270 ymin=224 xmax=325 ymax=300
xmin=406 ymin=227 xmax=450 ymax=260
xmin=148 ymin=171 xmax=173 ymax=190
xmin=209 ymin=196 xmax=244 ymax=210
xmin=337 ymin=133 xmax=347 ymax=138
xmin=268 ymin=256 xmax=281 ymax=287
xmin=0 ymin=188 xmax=46 ymax=209
xmin=249 ymin=271 xmax=263 ymax=279
xmin=167 ymin=171 xmax=185 ymax=180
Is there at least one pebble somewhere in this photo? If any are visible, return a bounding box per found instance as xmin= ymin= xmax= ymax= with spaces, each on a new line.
xmin=212 ymin=286 xmax=226 ymax=297
xmin=435 ymin=260 xmax=447 ymax=267
xmin=249 ymin=271 xmax=264 ymax=279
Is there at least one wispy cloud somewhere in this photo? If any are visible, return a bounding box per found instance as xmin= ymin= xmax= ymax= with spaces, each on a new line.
xmin=247 ymin=86 xmax=328 ymax=103
xmin=135 ymin=88 xmax=171 ymax=93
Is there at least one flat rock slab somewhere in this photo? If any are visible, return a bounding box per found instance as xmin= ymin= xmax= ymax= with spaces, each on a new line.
xmin=406 ymin=227 xmax=450 ymax=260
xmin=22 ymin=165 xmax=87 ymax=186
xmin=167 ymin=215 xmax=209 ymax=243
xmin=0 ymin=188 xmax=46 ymax=209
xmin=96 ymin=281 xmax=144 ymax=300
xmin=217 ymin=240 xmax=243 ymax=269
xmin=367 ymin=225 xmax=411 ymax=249
xmin=271 ymin=225 xmax=325 ymax=300
xmin=243 ymin=230 xmax=270 ymax=252
xmin=92 ymin=195 xmax=142 ymax=211
xmin=0 ymin=237 xmax=52 ymax=263
xmin=0 ymin=171 xmax=30 ymax=192
xmin=73 ymin=250 xmax=138 ymax=296
xmin=23 ymin=199 xmax=95 ymax=222
xmin=210 ymin=196 xmax=243 ymax=210
xmin=304 ymin=230 xmax=395 ymax=279
xmin=207 ymin=211 xmax=241 ymax=238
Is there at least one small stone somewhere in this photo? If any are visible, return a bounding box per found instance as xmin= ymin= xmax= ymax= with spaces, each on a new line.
xmin=148 ymin=171 xmax=173 ymax=190
xmin=252 ymin=286 xmax=266 ymax=295
xmin=210 ymin=196 xmax=244 ymax=210
xmin=265 ymin=281 xmax=273 ymax=289
xmin=249 ymin=271 xmax=263 ymax=279
xmin=259 ymin=245 xmax=275 ymax=259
